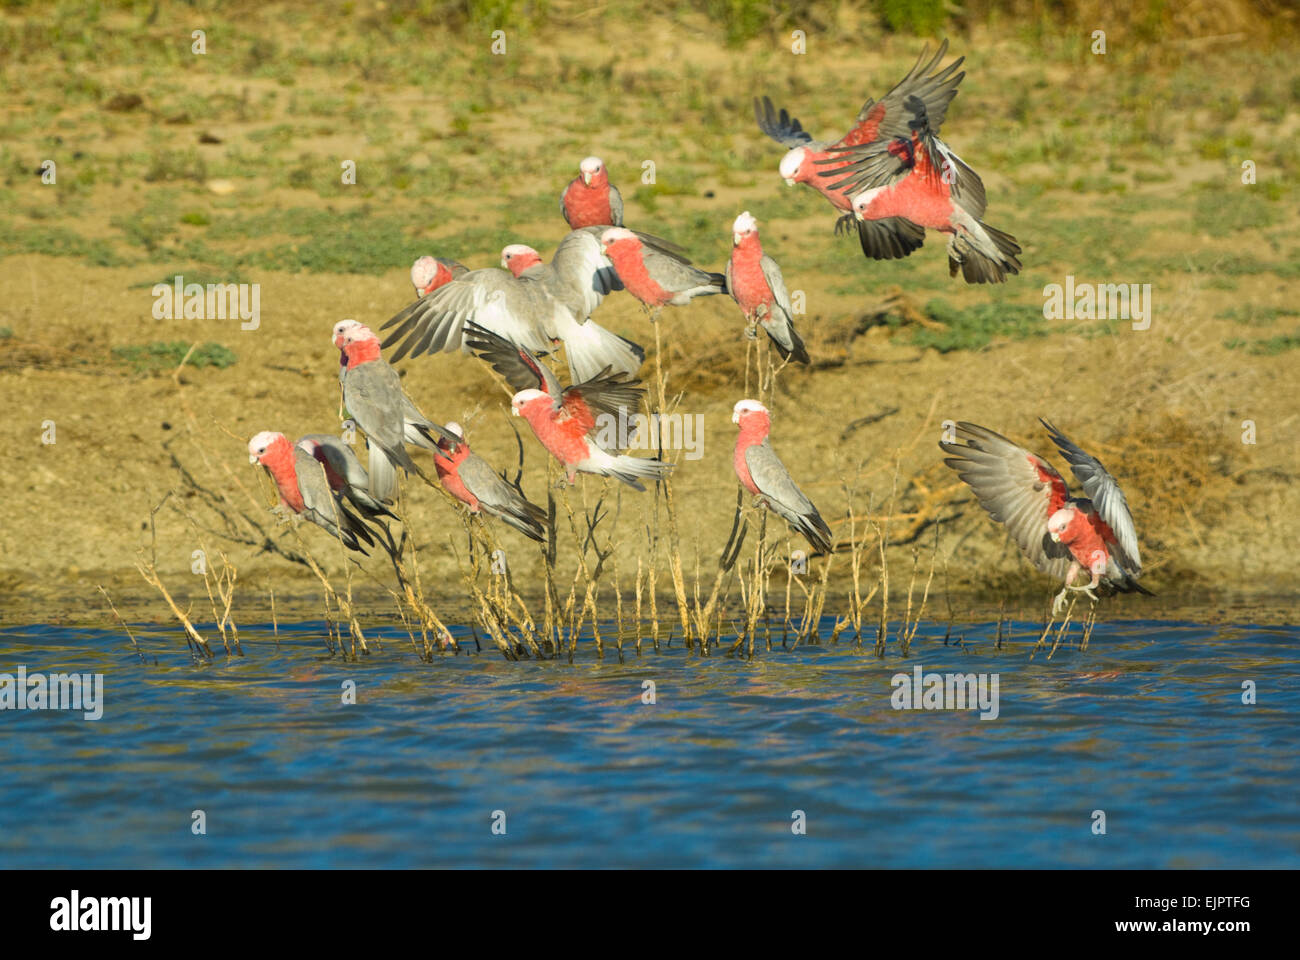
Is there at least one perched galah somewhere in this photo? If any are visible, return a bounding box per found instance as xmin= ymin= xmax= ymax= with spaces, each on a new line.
xmin=501 ymin=242 xmax=645 ymax=381
xmin=296 ymin=433 xmax=396 ymax=525
xmin=248 ymin=431 xmax=382 ymax=554
xmin=940 ymin=420 xmax=1150 ymax=613
xmin=432 ymin=422 xmax=547 ymax=543
xmin=828 ymin=93 xmax=1021 ymax=283
xmin=599 ymin=227 xmax=726 ymax=318
xmin=560 ymin=156 xmax=624 ymax=229
xmin=731 ymin=400 xmax=833 ymax=553
xmin=338 ymin=324 xmax=451 ymax=503
xmin=383 ymin=227 xmax=650 ymax=382
xmin=464 ymin=322 xmax=672 ymax=491
xmin=725 ymin=212 xmax=809 ymax=364
xmin=753 ymin=42 xmax=966 ymax=261
xmin=411 ymin=256 xmax=468 ymax=297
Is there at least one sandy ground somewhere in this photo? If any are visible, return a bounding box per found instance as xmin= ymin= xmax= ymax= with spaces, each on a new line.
xmin=1 ymin=5 xmax=1297 ymax=627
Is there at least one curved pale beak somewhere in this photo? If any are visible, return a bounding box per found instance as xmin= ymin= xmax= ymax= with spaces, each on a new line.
xmin=1049 ymin=531 xmax=1061 ymax=543
xmin=582 ymin=172 xmax=594 ymax=186
xmin=783 ymin=178 xmax=796 ymax=187
xmin=733 ymin=232 xmax=743 ymax=245
xmin=249 ymin=454 xmax=259 ymax=464
xmin=731 ymin=411 xmax=741 ymax=425
xmin=511 ymin=406 xmax=520 ymax=417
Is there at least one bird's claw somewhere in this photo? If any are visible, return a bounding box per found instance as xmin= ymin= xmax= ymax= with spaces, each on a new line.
xmin=743 ymin=321 xmax=760 ymax=341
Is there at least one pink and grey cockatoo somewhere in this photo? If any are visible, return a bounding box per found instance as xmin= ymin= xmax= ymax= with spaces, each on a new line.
xmin=940 ymin=420 xmax=1150 ymax=613
xmin=411 ymin=255 xmax=468 ymax=297
xmin=464 ymin=322 xmax=672 ymax=491
xmin=731 ymin=400 xmax=833 ymax=553
xmin=382 ymin=227 xmax=645 ymax=382
xmin=725 ymin=212 xmax=809 ymax=364
xmin=338 ymin=323 xmax=452 ymax=503
xmin=432 ymin=421 xmax=547 ymax=543
xmin=500 ymin=241 xmax=645 ymax=380
xmin=753 ymin=42 xmax=966 ymax=261
xmin=827 ymin=93 xmax=1022 ymax=283
xmin=599 ymin=227 xmax=726 ymax=319
xmin=248 ymin=431 xmax=385 ymax=554
xmin=560 ymin=156 xmax=624 ymax=229
xmin=296 ymin=433 xmax=397 ymax=526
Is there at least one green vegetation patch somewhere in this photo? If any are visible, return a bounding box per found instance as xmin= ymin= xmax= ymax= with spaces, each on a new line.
xmin=112 ymin=341 xmax=238 ymax=374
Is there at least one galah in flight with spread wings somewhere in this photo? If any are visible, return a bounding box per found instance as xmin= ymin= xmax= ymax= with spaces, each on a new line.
xmin=560 ymin=156 xmax=624 ymax=229
xmin=464 ymin=322 xmax=672 ymax=491
xmin=725 ymin=212 xmax=809 ymax=364
xmin=753 ymin=41 xmax=966 ymax=262
xmin=826 ymin=92 xmax=1022 ymax=283
xmin=732 ymin=399 xmax=833 ymax=554
xmin=382 ymin=227 xmax=645 ymax=382
xmin=940 ymin=420 xmax=1150 ymax=614
xmin=432 ymin=421 xmax=548 ymax=543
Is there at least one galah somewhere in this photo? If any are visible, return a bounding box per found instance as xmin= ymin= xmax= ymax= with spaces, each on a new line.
xmin=464 ymin=322 xmax=672 ymax=491
xmin=411 ymin=255 xmax=468 ymax=297
xmin=432 ymin=421 xmax=547 ymax=543
xmin=248 ymin=431 xmax=382 ymax=554
xmin=338 ymin=323 xmax=451 ymax=503
xmin=725 ymin=212 xmax=809 ymax=364
xmin=753 ymin=41 xmax=966 ymax=261
xmin=296 ymin=433 xmax=396 ymax=525
xmin=560 ymin=156 xmax=624 ymax=229
xmin=599 ymin=227 xmax=726 ymax=318
xmin=731 ymin=399 xmax=833 ymax=553
xmin=829 ymin=94 xmax=1022 ymax=283
xmin=940 ymin=420 xmax=1150 ymax=614
xmin=501 ymin=242 xmax=645 ymax=381
xmin=382 ymin=227 xmax=651 ymax=382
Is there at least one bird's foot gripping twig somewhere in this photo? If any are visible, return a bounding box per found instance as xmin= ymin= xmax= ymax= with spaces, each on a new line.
xmin=743 ymin=321 xmax=760 ymax=342
xmin=270 ymin=504 xmax=299 ymax=527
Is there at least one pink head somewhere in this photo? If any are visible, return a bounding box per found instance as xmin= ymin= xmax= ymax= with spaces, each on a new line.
xmin=1047 ymin=506 xmax=1080 ymax=544
xmin=501 ymin=244 xmax=543 ymax=277
xmin=248 ymin=430 xmax=291 ymax=466
xmin=732 ymin=210 xmax=759 ymax=247
xmin=511 ymin=388 xmax=550 ymax=420
xmin=340 ymin=323 xmax=381 ymax=365
xmin=333 ymin=318 xmax=362 ymax=350
xmin=579 ymin=156 xmax=606 ymax=187
xmin=731 ymin=398 xmax=771 ymax=436
xmin=411 ymin=256 xmax=452 ymax=297
xmin=779 ymin=147 xmax=810 ymax=186
xmin=600 ymin=226 xmax=639 ymax=257
xmin=851 ymin=188 xmax=883 ymax=222
xmin=438 ymin=420 xmax=466 ymax=453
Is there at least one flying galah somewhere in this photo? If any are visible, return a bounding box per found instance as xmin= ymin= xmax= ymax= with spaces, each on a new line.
xmin=432 ymin=421 xmax=547 ymax=543
xmin=248 ymin=431 xmax=382 ymax=554
xmin=599 ymin=227 xmax=726 ymax=318
xmin=382 ymin=227 xmax=648 ymax=382
xmin=411 ymin=256 xmax=468 ymax=297
xmin=725 ymin=212 xmax=809 ymax=364
xmin=753 ymin=42 xmax=966 ymax=261
xmin=828 ymin=93 xmax=1022 ymax=283
xmin=731 ymin=400 xmax=833 ymax=553
xmin=501 ymin=242 xmax=645 ymax=381
xmin=464 ymin=322 xmax=672 ymax=491
xmin=560 ymin=156 xmax=624 ymax=229
xmin=339 ymin=323 xmax=451 ymax=503
xmin=940 ymin=420 xmax=1150 ymax=613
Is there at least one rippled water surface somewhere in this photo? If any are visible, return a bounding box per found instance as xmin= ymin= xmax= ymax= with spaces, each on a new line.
xmin=1 ymin=618 xmax=1297 ymax=868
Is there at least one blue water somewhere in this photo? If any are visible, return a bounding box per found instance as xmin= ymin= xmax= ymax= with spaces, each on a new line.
xmin=1 ymin=618 xmax=1297 ymax=868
